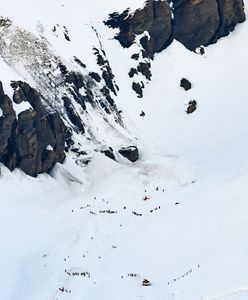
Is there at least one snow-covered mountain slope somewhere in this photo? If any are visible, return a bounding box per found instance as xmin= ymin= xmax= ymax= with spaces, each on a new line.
xmin=0 ymin=0 xmax=149 ymax=176
xmin=0 ymin=1 xmax=248 ymax=300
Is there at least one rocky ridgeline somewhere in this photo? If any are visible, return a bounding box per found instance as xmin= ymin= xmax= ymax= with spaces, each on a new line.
xmin=105 ymin=0 xmax=245 ymax=97
xmin=105 ymin=0 xmax=246 ymax=56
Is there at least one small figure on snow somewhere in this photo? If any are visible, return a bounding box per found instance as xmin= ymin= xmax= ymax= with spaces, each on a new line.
xmin=142 ymin=279 xmax=151 ymax=286
xmin=143 ymin=195 xmax=150 ymax=201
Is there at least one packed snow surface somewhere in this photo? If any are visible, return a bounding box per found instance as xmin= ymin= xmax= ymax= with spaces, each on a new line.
xmin=1 ymin=1 xmax=248 ymax=300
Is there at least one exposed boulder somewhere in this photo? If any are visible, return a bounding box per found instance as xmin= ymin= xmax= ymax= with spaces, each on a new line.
xmin=187 ymin=100 xmax=197 ymax=114
xmin=119 ymin=146 xmax=139 ymax=162
xmin=180 ymin=78 xmax=192 ymax=91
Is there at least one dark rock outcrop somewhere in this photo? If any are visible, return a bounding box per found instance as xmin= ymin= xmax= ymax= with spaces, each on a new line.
xmin=213 ymin=0 xmax=246 ymax=41
xmin=187 ymin=100 xmax=197 ymax=114
xmin=128 ymin=68 xmax=138 ymax=78
xmin=89 ymin=72 xmax=102 ymax=83
xmin=73 ymin=56 xmax=87 ymax=68
xmin=173 ymin=0 xmax=220 ymax=51
xmin=65 ymin=72 xmax=84 ymax=89
xmin=0 ymin=82 xmax=16 ymax=163
xmin=105 ymin=0 xmax=173 ymax=57
xmin=132 ymin=82 xmax=143 ymax=98
xmin=119 ymin=146 xmax=139 ymax=162
xmin=105 ymin=0 xmax=246 ymax=54
xmin=0 ymin=81 xmax=66 ymax=177
xmin=63 ymin=96 xmax=85 ymax=133
xmin=180 ymin=78 xmax=192 ymax=91
xmin=173 ymin=0 xmax=246 ymax=50
xmin=93 ymin=46 xmax=119 ymax=96
xmin=137 ymin=62 xmax=152 ymax=80
xmin=101 ymin=148 xmax=116 ymax=161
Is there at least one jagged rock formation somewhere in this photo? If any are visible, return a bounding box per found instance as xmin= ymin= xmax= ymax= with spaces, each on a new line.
xmin=104 ymin=0 xmax=172 ymax=57
xmin=0 ymin=81 xmax=65 ymax=177
xmin=105 ymin=0 xmax=246 ymax=55
xmin=0 ymin=18 xmax=139 ymax=176
xmin=104 ymin=0 xmax=245 ymax=99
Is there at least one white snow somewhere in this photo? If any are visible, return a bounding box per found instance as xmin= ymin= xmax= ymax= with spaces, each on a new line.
xmin=46 ymin=145 xmax=54 ymax=151
xmin=0 ymin=1 xmax=248 ymax=300
xmin=12 ymin=101 xmax=32 ymax=116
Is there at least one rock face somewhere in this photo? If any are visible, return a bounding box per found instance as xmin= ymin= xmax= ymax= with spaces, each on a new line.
xmin=214 ymin=0 xmax=246 ymax=39
xmin=105 ymin=0 xmax=246 ymax=55
xmin=173 ymin=0 xmax=220 ymax=51
xmin=128 ymin=0 xmax=173 ymax=56
xmin=0 ymin=81 xmax=65 ymax=177
xmin=105 ymin=0 xmax=172 ymax=57
xmin=173 ymin=0 xmax=246 ymax=50
xmin=0 ymin=83 xmax=16 ymax=166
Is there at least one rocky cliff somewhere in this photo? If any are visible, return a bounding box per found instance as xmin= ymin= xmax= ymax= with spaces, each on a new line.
xmin=105 ymin=0 xmax=246 ymax=55
xmin=0 ymin=81 xmax=65 ymax=177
